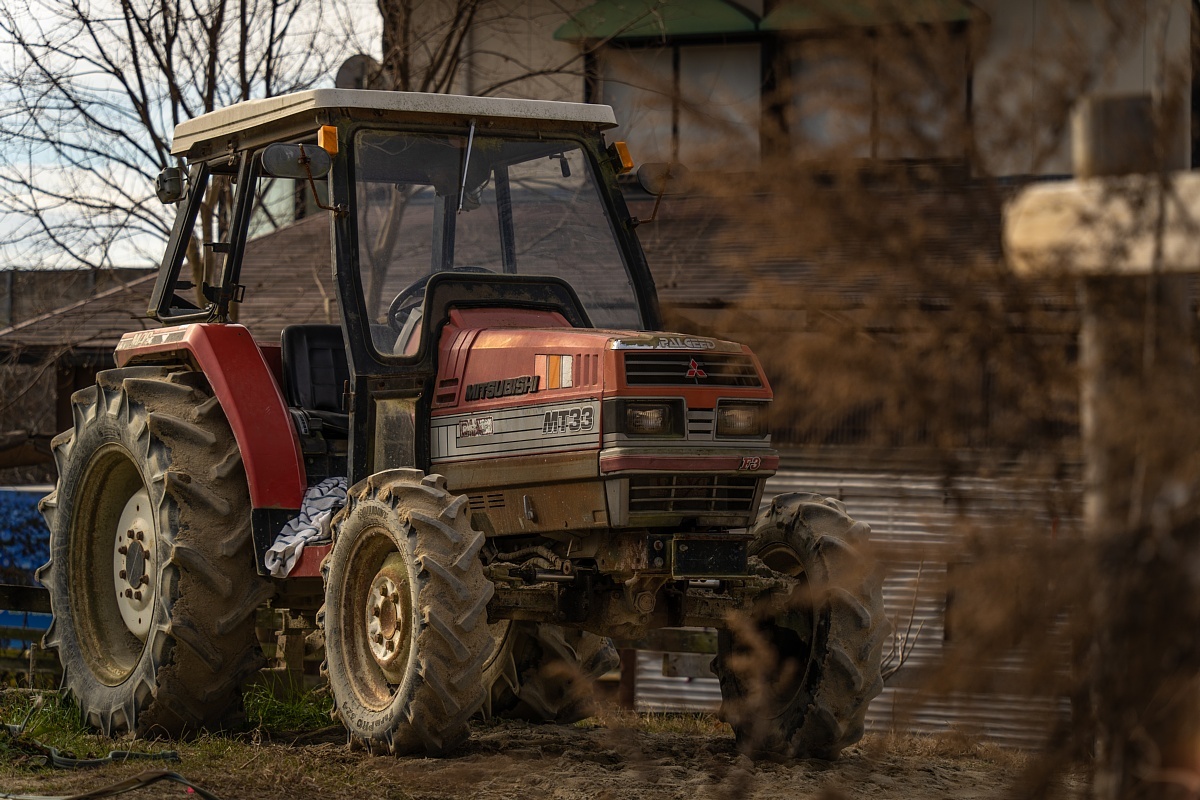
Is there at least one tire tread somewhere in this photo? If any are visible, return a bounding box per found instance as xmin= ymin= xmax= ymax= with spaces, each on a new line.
xmin=39 ymin=367 xmax=267 ymax=737
xmin=322 ymin=471 xmax=492 ymax=756
xmin=715 ymin=494 xmax=888 ymax=759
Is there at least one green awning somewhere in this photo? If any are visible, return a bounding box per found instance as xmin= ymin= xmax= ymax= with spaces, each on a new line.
xmin=760 ymin=0 xmax=978 ymax=32
xmin=554 ymin=0 xmax=759 ymax=42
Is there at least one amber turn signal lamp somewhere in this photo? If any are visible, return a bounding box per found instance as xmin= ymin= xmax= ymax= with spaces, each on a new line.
xmin=608 ymin=141 xmax=633 ymax=175
xmin=319 ymin=125 xmax=339 ymax=155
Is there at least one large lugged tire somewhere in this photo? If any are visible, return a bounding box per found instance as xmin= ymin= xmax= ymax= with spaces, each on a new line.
xmin=37 ymin=367 xmax=272 ymax=736
xmin=321 ymin=469 xmax=493 ymax=755
xmin=715 ymin=493 xmax=887 ymax=759
xmin=481 ymin=622 xmax=618 ymax=723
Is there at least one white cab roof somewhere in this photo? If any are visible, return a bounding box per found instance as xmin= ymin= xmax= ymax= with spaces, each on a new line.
xmin=171 ymin=89 xmax=618 ymax=156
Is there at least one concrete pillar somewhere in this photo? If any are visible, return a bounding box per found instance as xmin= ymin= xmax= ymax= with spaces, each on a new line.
xmin=1073 ymin=95 xmax=1194 ymax=536
xmin=1005 ymin=89 xmax=1200 ymax=800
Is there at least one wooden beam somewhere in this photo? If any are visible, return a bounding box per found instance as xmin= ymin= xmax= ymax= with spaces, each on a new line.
xmin=0 ymin=585 xmax=51 ymax=614
xmin=1005 ymin=172 xmax=1200 ymax=277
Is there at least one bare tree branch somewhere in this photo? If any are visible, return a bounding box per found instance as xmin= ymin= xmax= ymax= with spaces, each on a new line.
xmin=0 ymin=0 xmax=337 ymax=270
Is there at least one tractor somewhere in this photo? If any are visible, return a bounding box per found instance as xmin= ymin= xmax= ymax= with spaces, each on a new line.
xmin=38 ymin=89 xmax=887 ymax=757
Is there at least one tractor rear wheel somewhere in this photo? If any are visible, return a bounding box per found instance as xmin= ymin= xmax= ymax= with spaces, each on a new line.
xmin=714 ymin=493 xmax=887 ymax=759
xmin=37 ymin=367 xmax=271 ymax=736
xmin=321 ymin=470 xmax=493 ymax=755
xmin=481 ymin=622 xmax=617 ymax=723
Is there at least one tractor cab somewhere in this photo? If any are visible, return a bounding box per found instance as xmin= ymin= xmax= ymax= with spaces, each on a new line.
xmin=148 ymin=92 xmax=652 ymax=468
xmin=143 ymin=89 xmax=776 ymax=550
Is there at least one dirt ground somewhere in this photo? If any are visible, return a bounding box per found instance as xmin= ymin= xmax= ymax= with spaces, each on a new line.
xmin=1 ymin=717 xmax=1082 ymax=800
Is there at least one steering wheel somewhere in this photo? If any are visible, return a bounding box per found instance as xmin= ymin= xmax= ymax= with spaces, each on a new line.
xmin=386 ymin=266 xmax=495 ymax=334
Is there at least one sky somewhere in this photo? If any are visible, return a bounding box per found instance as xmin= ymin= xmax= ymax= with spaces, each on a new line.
xmin=0 ymin=0 xmax=383 ymax=271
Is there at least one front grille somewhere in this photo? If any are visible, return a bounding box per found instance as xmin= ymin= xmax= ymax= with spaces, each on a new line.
xmin=687 ymin=409 xmax=714 ymax=438
xmin=623 ymin=352 xmax=762 ymax=387
xmin=628 ymin=475 xmax=758 ymax=515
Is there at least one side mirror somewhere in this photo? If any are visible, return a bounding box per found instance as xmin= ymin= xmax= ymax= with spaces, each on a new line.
xmin=155 ymin=167 xmax=185 ymax=204
xmin=261 ymin=143 xmax=332 ymax=180
xmin=636 ymin=162 xmax=690 ymax=196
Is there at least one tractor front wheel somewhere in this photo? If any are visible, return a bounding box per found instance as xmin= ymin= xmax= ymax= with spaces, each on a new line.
xmin=714 ymin=493 xmax=888 ymax=759
xmin=321 ymin=470 xmax=493 ymax=755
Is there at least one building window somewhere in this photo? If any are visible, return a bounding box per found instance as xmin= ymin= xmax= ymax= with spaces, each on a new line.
xmin=786 ymin=29 xmax=970 ymax=162
xmin=557 ymin=0 xmax=977 ymax=168
xmin=597 ymin=42 xmax=763 ymax=169
xmin=555 ymin=0 xmax=764 ymax=170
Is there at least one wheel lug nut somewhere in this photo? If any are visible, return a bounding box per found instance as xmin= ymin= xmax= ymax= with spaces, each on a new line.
xmin=124 ymin=589 xmax=133 ymax=598
xmin=133 ymin=590 xmax=142 ymax=600
xmin=118 ymin=546 xmax=128 ymax=555
xmin=139 ymin=575 xmax=149 ymax=586
xmin=385 ymin=640 xmax=394 ymax=652
xmin=372 ymin=605 xmax=381 ymax=617
xmin=373 ymin=633 xmax=384 ymax=644
xmin=119 ymin=569 xmax=127 ymax=580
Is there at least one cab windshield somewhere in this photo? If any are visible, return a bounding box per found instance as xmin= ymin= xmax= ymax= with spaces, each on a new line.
xmin=353 ymin=129 xmax=641 ymax=357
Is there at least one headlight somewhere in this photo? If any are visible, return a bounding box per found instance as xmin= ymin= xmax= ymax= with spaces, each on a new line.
xmin=716 ymin=403 xmax=765 ymax=437
xmin=624 ymin=402 xmax=677 ymax=436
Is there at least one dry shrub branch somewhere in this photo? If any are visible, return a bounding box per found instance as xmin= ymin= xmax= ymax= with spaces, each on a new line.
xmin=646 ymin=0 xmax=1200 ymax=796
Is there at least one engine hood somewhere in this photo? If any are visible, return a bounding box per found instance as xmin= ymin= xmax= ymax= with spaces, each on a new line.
xmin=430 ymin=307 xmax=768 ymax=415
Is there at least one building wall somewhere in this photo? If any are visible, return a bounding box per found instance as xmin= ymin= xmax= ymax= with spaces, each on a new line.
xmin=464 ymin=0 xmax=591 ymax=101
xmin=467 ymin=0 xmax=1192 ymax=179
xmin=972 ymin=0 xmax=1191 ymax=176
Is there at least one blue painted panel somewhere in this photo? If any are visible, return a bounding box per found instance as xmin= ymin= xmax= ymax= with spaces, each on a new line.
xmin=0 ymin=489 xmax=49 ymax=586
xmin=0 ymin=609 xmax=50 ymax=635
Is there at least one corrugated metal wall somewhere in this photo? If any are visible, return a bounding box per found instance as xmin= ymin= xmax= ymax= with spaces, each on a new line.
xmin=634 ymin=461 xmax=1072 ymax=747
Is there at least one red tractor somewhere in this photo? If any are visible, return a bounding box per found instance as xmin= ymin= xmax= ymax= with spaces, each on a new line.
xmin=39 ymin=90 xmax=886 ymax=757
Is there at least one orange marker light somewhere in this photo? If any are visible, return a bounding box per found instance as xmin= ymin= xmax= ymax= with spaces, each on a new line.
xmin=318 ymin=125 xmax=339 ymax=155
xmin=535 ymin=354 xmax=574 ymax=389
xmin=610 ymin=141 xmax=633 ymax=175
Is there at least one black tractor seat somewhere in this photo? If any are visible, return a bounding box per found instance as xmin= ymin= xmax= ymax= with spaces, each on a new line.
xmin=281 ymin=324 xmax=350 ymax=436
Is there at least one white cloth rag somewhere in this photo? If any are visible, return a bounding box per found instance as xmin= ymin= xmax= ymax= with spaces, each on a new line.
xmin=264 ymin=477 xmax=348 ymax=578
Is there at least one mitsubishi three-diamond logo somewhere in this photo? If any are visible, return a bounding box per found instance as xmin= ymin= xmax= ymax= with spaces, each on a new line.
xmin=686 ymin=358 xmax=707 ymax=379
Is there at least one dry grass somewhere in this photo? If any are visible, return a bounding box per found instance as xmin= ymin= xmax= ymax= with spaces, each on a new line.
xmin=585 ymin=708 xmax=732 ymax=736
xmin=862 ymin=731 xmax=1030 ymax=769
xmin=0 ymin=688 xmax=1076 ymax=800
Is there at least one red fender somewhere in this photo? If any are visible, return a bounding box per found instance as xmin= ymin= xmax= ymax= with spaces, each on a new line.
xmin=114 ymin=323 xmax=306 ymax=510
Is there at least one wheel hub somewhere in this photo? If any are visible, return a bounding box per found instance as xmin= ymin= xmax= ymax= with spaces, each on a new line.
xmin=124 ymin=540 xmax=147 ymax=587
xmin=111 ymin=488 xmax=155 ymax=641
xmin=366 ymin=554 xmax=411 ymax=677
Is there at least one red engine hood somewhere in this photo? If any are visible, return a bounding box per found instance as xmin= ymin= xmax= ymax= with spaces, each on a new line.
xmin=431 ymin=307 xmax=770 ymax=414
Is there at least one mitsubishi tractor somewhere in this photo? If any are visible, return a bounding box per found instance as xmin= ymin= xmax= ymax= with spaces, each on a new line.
xmin=38 ymin=89 xmax=887 ymax=757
